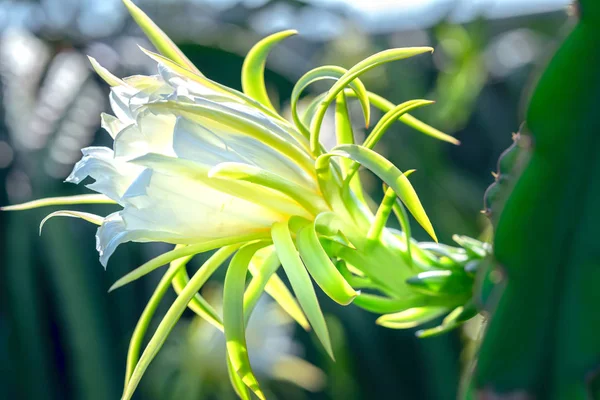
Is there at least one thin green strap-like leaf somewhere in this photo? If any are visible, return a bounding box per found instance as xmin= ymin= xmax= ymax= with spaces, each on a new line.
xmin=124 ymin=254 xmax=187 ymax=387
xmin=170 ymin=252 xmax=224 ymax=331
xmin=39 ymin=210 xmax=103 ymax=235
xmin=1 ymin=194 xmax=116 ymax=211
xmin=121 ymin=246 xmax=238 ymax=400
xmin=309 ymin=47 xmax=433 ymax=154
xmin=376 ymin=306 xmax=449 ymax=329
xmin=296 ymin=222 xmax=357 ymax=305
xmin=271 ymin=221 xmax=334 ymax=359
xmin=109 ymin=232 xmax=269 ymax=291
xmin=291 ymin=65 xmax=370 ymax=138
xmin=345 ymin=89 xmax=460 ymax=145
xmin=122 ymin=0 xmax=202 ymax=75
xmin=227 ymin=351 xmax=251 ymax=400
xmin=208 ymin=162 xmax=325 ymax=216
xmin=88 ymin=56 xmax=126 ymax=87
xmin=224 ymin=242 xmax=270 ymax=399
xmin=242 ymin=30 xmax=297 ymax=113
xmin=318 ymin=144 xmax=437 ymax=242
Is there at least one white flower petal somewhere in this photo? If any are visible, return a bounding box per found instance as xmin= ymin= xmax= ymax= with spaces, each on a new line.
xmin=100 ymin=113 xmax=129 ymax=139
xmin=113 ymin=109 xmax=176 ymax=159
xmin=66 ymin=147 xmax=143 ymax=203
xmin=93 ymin=169 xmax=281 ymax=266
xmin=172 ymin=116 xmax=314 ymax=189
xmin=129 ymin=153 xmax=311 ymax=218
xmin=96 ymin=212 xmax=168 ymax=267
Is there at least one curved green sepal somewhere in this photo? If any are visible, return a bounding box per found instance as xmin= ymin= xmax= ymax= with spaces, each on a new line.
xmin=1 ymin=194 xmax=116 ymax=211
xmin=309 ymin=47 xmax=433 ymax=154
xmin=292 ymin=65 xmax=370 ymax=138
xmin=406 ymin=270 xmax=473 ymax=297
xmin=296 ymin=222 xmax=357 ymax=305
xmin=39 ymin=210 xmax=103 ymax=235
xmin=241 ymin=30 xmax=297 ymax=113
xmin=271 ymin=221 xmax=334 ymax=359
xmin=109 ymin=232 xmax=268 ymax=291
xmin=121 ymin=246 xmax=238 ymax=400
xmin=376 ymin=306 xmax=449 ymax=329
xmin=317 ymin=144 xmax=437 ymax=242
xmin=122 ymin=0 xmax=202 ymax=75
xmin=224 ymin=242 xmax=270 ymax=399
xmin=345 ymin=89 xmax=459 ymax=145
xmin=416 ymin=301 xmax=477 ymax=338
xmin=170 ymin=253 xmax=224 ymax=331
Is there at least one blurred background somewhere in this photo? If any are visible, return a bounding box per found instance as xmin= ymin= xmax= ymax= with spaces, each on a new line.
xmin=0 ymin=0 xmax=573 ymax=399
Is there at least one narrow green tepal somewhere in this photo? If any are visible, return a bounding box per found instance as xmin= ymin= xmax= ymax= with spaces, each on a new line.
xmin=122 ymin=0 xmax=202 ymax=75
xmin=271 ymin=221 xmax=335 ymax=360
xmin=224 ymin=242 xmax=270 ymax=400
xmin=241 ymin=30 xmax=297 ymax=113
xmin=475 ymin=3 xmax=600 ymax=398
xmin=309 ymin=47 xmax=434 ymax=154
xmin=292 ymin=65 xmax=371 ymax=138
xmin=320 ymin=144 xmax=438 ymax=242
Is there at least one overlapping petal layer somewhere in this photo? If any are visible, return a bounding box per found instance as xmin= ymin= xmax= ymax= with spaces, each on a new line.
xmin=73 ymin=56 xmax=323 ymax=266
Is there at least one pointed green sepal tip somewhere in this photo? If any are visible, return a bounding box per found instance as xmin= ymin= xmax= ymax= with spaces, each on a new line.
xmin=241 ymin=29 xmax=298 ymax=113
xmin=39 ymin=210 xmax=103 ymax=236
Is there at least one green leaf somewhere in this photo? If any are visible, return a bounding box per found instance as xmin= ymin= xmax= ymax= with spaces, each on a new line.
xmin=317 ymin=144 xmax=437 ymax=242
xmin=291 ymin=65 xmax=370 ymax=138
xmin=121 ymin=245 xmax=238 ymax=400
xmin=1 ymin=194 xmax=116 ymax=211
xmin=296 ymin=222 xmax=357 ymax=305
xmin=376 ymin=306 xmax=448 ymax=329
xmin=122 ymin=0 xmax=202 ymax=75
xmin=39 ymin=210 xmax=103 ymax=235
xmin=271 ymin=221 xmax=334 ymax=359
xmin=241 ymin=30 xmax=297 ymax=113
xmin=109 ymin=232 xmax=268 ymax=291
xmin=309 ymin=47 xmax=433 ymax=154
xmin=223 ymin=242 xmax=270 ymax=399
